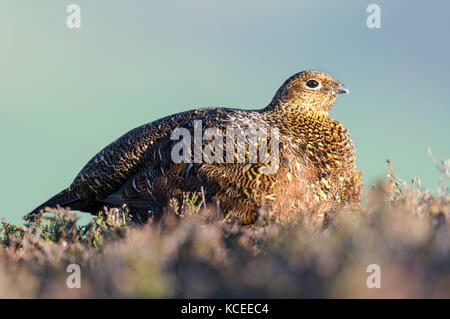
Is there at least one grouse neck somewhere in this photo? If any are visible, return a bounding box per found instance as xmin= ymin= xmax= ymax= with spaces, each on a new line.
xmin=260 ymin=102 xmax=330 ymax=130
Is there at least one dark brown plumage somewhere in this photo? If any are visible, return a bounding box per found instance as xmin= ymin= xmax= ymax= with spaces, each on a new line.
xmin=26 ymin=70 xmax=361 ymax=224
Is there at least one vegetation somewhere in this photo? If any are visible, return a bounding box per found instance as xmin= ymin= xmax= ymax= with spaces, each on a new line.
xmin=0 ymin=159 xmax=449 ymax=298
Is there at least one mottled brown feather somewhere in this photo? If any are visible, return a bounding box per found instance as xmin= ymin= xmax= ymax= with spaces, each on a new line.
xmin=26 ymin=70 xmax=361 ymax=224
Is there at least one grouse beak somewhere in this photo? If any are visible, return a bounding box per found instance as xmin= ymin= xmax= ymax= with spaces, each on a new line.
xmin=334 ymin=84 xmax=349 ymax=95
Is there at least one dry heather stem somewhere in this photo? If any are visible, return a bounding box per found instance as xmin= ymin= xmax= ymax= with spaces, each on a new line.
xmin=0 ymin=160 xmax=449 ymax=298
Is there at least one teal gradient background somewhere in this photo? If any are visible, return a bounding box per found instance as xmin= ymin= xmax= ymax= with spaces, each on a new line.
xmin=1 ymin=1 xmax=448 ymax=224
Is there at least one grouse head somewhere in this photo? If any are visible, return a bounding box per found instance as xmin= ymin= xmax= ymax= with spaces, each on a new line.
xmin=269 ymin=70 xmax=348 ymax=113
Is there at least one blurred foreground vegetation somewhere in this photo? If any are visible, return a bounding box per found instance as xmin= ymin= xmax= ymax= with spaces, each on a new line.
xmin=1 ymin=159 xmax=449 ymax=298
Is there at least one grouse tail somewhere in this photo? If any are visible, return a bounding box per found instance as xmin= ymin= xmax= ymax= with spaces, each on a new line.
xmin=24 ymin=188 xmax=82 ymax=220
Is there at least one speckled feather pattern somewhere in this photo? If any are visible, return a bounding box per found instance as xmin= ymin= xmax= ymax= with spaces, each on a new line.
xmin=26 ymin=70 xmax=362 ymax=224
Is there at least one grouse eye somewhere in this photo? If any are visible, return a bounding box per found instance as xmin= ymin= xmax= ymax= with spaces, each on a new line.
xmin=306 ymin=79 xmax=320 ymax=89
